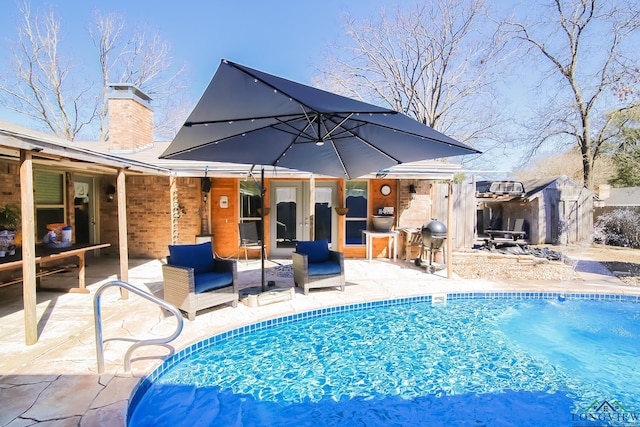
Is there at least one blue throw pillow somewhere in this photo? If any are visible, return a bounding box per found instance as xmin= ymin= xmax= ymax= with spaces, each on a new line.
xmin=169 ymin=242 xmax=214 ymax=274
xmin=296 ymin=240 xmax=329 ymax=263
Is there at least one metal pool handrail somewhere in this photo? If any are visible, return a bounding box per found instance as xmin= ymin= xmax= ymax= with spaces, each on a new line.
xmin=93 ymin=280 xmax=184 ymax=374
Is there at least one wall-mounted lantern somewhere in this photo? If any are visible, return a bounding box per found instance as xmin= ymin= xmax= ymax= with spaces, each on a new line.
xmin=106 ymin=184 xmax=116 ymax=202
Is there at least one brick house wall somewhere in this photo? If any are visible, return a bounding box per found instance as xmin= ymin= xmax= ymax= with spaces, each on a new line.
xmin=0 ymin=162 xmax=21 ymax=208
xmin=99 ymin=175 xmax=202 ymax=259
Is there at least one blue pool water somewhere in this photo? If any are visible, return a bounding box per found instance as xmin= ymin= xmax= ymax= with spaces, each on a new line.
xmin=129 ymin=295 xmax=640 ymax=426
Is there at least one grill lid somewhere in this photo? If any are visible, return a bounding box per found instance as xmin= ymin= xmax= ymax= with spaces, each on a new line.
xmin=422 ymin=220 xmax=446 ymax=234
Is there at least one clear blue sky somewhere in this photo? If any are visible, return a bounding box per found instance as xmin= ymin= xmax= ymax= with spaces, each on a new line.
xmin=0 ymin=0 xmax=537 ymax=174
xmin=0 ymin=0 xmax=418 ymax=112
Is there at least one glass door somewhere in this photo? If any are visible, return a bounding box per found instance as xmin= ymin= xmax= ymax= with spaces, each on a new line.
xmin=269 ymin=181 xmax=338 ymax=258
xmin=74 ymin=176 xmax=96 ymax=244
xmin=272 ymin=183 xmax=302 ymax=255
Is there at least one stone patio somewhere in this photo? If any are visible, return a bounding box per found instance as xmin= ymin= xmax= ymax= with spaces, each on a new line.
xmin=0 ymin=252 xmax=637 ymax=426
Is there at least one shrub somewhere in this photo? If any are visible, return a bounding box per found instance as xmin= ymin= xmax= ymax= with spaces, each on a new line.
xmin=594 ymin=209 xmax=640 ymax=248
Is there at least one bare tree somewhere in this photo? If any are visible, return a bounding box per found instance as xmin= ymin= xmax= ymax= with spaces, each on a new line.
xmin=514 ymin=149 xmax=615 ymax=184
xmin=90 ymin=12 xmax=186 ymax=141
xmin=0 ymin=1 xmax=97 ymax=140
xmin=315 ymin=0 xmax=512 ymax=161
xmin=506 ymin=0 xmax=640 ymax=189
xmin=0 ymin=2 xmax=186 ymax=141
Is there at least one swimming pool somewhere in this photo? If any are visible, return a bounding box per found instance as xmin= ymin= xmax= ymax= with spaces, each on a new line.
xmin=128 ymin=293 xmax=640 ymax=426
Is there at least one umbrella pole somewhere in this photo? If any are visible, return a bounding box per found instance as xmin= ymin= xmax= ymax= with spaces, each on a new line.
xmin=260 ymin=168 xmax=266 ymax=293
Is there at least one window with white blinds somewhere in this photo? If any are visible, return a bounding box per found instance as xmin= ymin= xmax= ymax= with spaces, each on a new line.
xmin=34 ymin=171 xmax=65 ymax=240
xmin=35 ymin=171 xmax=64 ymax=204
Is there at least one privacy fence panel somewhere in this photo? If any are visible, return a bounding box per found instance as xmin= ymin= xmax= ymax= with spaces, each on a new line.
xmin=432 ymin=182 xmax=476 ymax=250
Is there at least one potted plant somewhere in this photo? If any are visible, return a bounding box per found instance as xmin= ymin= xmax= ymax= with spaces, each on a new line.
xmin=0 ymin=204 xmax=20 ymax=230
xmin=0 ymin=204 xmax=20 ymax=256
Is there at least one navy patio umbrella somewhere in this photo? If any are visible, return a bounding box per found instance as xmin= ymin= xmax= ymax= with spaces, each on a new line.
xmin=160 ymin=59 xmax=480 ymax=179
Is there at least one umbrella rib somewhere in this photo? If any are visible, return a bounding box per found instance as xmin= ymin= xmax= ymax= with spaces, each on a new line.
xmin=269 ymin=118 xmax=318 ymax=168
xmin=301 ymin=108 xmax=320 ymax=141
xmin=326 ymin=113 xmax=478 ymax=158
xmin=338 ymin=114 xmax=477 ymax=151
xmin=324 ymin=113 xmax=353 ymax=140
xmin=327 ymin=139 xmax=350 ymax=179
xmin=184 ymin=114 xmax=302 ymax=127
xmin=165 ymin=116 xmax=315 ymax=158
xmin=324 ymin=115 xmax=402 ymax=164
xmin=299 ymin=108 xmax=357 ymax=142
xmin=271 ymin=115 xmax=319 ymax=143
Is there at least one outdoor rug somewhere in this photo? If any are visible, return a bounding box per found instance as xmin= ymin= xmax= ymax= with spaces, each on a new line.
xmin=267 ymin=263 xmax=293 ymax=278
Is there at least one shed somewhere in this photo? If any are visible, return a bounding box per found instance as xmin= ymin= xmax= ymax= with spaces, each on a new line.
xmin=476 ymin=175 xmax=594 ymax=245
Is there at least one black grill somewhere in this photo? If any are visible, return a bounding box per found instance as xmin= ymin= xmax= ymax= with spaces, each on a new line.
xmin=421 ymin=220 xmax=447 ymax=250
xmin=415 ymin=220 xmax=447 ymax=273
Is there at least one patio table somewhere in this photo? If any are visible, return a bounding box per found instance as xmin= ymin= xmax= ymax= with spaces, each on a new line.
xmin=484 ymin=230 xmax=527 ymax=251
xmin=362 ymin=230 xmax=399 ymax=262
xmin=0 ymin=243 xmax=111 ymax=293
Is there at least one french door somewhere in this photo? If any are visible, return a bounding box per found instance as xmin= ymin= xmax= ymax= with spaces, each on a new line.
xmin=269 ymin=181 xmax=338 ymax=258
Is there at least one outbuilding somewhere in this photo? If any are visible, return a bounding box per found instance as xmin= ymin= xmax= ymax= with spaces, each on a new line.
xmin=476 ymin=175 xmax=594 ymax=245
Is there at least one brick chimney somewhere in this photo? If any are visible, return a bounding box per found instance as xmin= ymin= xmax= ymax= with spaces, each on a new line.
xmin=107 ymin=83 xmax=153 ymax=153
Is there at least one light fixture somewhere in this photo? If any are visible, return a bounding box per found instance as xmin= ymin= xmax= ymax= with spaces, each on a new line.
xmin=105 ymin=184 xmax=116 ymax=202
xmin=409 ymin=184 xmax=417 ymax=194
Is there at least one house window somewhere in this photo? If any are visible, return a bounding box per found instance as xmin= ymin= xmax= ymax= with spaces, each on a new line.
xmin=35 ymin=171 xmax=65 ymax=240
xmin=239 ymin=179 xmax=264 ymax=243
xmin=240 ymin=180 xmax=262 ymax=220
xmin=344 ymin=180 xmax=368 ymax=245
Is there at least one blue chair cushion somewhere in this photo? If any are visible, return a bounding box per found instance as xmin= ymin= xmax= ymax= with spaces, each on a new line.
xmin=169 ymin=242 xmax=214 ymax=275
xmin=194 ymin=272 xmax=234 ymax=293
xmin=308 ymin=261 xmax=342 ymax=276
xmin=296 ymin=240 xmax=329 ymax=263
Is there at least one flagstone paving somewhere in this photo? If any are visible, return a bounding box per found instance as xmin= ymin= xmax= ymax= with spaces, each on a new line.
xmin=0 ymin=252 xmax=637 ymax=426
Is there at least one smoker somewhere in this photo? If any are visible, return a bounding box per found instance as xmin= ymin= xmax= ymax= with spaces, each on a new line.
xmin=414 ymin=220 xmax=447 ymax=273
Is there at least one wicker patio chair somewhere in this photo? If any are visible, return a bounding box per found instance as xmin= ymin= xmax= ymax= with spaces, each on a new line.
xmin=292 ymin=240 xmax=345 ymax=295
xmin=162 ymin=241 xmax=238 ymax=320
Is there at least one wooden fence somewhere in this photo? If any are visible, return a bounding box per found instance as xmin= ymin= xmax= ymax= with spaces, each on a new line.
xmin=432 ymin=182 xmax=477 ymax=250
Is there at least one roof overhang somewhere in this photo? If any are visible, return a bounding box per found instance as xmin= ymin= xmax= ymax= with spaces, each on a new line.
xmin=0 ymin=121 xmax=171 ymax=175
